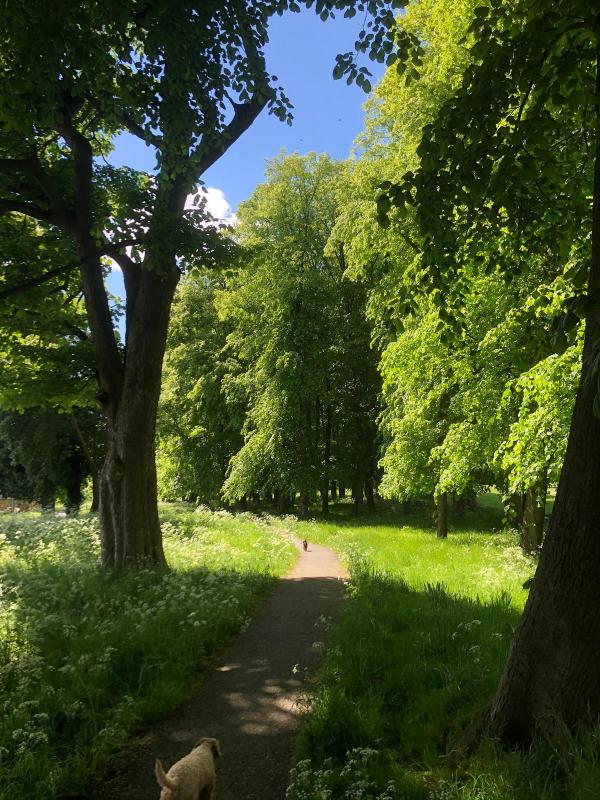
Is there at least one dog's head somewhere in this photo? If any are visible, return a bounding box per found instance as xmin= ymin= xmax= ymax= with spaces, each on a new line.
xmin=155 ymin=758 xmax=178 ymax=799
xmin=195 ymin=737 xmax=221 ymax=759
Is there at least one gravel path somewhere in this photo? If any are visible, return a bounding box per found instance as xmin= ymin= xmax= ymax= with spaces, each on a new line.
xmin=90 ymin=538 xmax=348 ymax=800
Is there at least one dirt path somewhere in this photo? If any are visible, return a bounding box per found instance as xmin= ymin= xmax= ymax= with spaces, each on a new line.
xmin=91 ymin=539 xmax=348 ymax=800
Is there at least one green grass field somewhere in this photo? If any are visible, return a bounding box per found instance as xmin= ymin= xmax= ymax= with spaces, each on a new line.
xmin=0 ymin=505 xmax=296 ymax=800
xmin=285 ymin=496 xmax=600 ymax=800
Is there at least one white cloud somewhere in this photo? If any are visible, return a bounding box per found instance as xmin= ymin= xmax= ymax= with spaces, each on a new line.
xmin=108 ymin=186 xmax=236 ymax=276
xmin=185 ymin=186 xmax=238 ymax=225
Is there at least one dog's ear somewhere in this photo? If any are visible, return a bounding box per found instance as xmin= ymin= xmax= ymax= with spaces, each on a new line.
xmin=196 ymin=737 xmax=221 ymax=758
xmin=155 ymin=757 xmax=176 ymax=790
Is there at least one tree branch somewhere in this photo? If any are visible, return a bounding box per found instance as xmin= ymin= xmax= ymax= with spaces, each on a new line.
xmin=120 ymin=111 xmax=162 ymax=147
xmin=0 ymin=263 xmax=77 ymax=299
xmin=57 ymin=110 xmax=124 ymax=405
xmin=193 ymin=96 xmax=267 ymax=176
xmin=0 ymin=198 xmax=56 ymax=224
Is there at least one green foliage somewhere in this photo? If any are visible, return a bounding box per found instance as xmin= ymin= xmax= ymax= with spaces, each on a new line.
xmin=158 ymin=276 xmax=245 ymax=505
xmin=496 ymin=343 xmax=581 ymax=495
xmin=0 ymin=409 xmax=89 ymax=509
xmin=0 ymin=215 xmax=98 ymax=412
xmin=378 ymin=306 xmax=453 ymax=500
xmin=0 ymin=506 xmax=295 ymax=799
xmin=323 ymin=0 xmax=587 ymax=518
xmin=217 ymin=152 xmax=380 ymax=504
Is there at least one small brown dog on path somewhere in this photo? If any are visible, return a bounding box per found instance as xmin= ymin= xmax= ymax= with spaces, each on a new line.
xmin=302 ymin=539 xmax=308 ymax=551
xmin=155 ymin=737 xmax=221 ymax=800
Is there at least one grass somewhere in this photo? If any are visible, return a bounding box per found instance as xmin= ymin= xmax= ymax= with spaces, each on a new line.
xmin=284 ymin=495 xmax=600 ymax=800
xmin=0 ymin=504 xmax=296 ymax=800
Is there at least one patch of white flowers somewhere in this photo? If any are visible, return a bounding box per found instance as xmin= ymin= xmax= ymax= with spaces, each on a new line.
xmin=286 ymin=749 xmax=398 ymax=800
xmin=0 ymin=509 xmax=296 ymax=795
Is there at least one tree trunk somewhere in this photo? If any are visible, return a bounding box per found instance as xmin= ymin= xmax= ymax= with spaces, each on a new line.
xmin=330 ymin=481 xmax=338 ymax=501
xmin=277 ymin=493 xmax=291 ymax=515
xmin=352 ymin=479 xmax=363 ymax=515
xmin=339 ymin=484 xmax=346 ymax=499
xmin=98 ymin=269 xmax=177 ymax=568
xmin=70 ymin=413 xmax=101 ymax=514
xmin=521 ymin=474 xmax=547 ymax=554
xmin=90 ymin=473 xmax=100 ymax=513
xmin=365 ymin=477 xmax=376 ymax=511
xmin=489 ymin=44 xmax=600 ymax=742
xmin=322 ymin=400 xmax=332 ymax=516
xmin=321 ymin=482 xmax=329 ymax=515
xmin=298 ymin=489 xmax=310 ymax=519
xmin=436 ymin=491 xmax=448 ymax=539
xmin=504 ymin=492 xmax=525 ymax=528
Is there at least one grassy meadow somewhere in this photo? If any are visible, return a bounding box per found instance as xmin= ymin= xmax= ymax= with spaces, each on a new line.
xmin=286 ymin=496 xmax=600 ymax=800
xmin=0 ymin=505 xmax=296 ymax=800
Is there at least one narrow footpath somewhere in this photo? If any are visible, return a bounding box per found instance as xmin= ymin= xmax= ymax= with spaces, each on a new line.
xmin=91 ymin=539 xmax=348 ymax=800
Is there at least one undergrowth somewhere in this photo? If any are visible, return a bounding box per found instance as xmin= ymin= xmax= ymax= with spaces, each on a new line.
xmin=286 ymin=496 xmax=600 ymax=799
xmin=0 ymin=504 xmax=295 ymax=800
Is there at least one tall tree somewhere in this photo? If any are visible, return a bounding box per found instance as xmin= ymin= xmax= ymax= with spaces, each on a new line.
xmin=157 ymin=276 xmax=245 ymax=506
xmin=384 ymin=0 xmax=600 ymax=739
xmin=219 ymin=153 xmax=380 ymax=511
xmin=0 ymin=0 xmax=411 ymax=566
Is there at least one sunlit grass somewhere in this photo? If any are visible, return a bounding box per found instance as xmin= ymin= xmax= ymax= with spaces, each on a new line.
xmin=0 ymin=505 xmax=295 ymax=800
xmin=285 ymin=496 xmax=600 ymax=800
xmin=290 ymin=494 xmax=532 ymax=607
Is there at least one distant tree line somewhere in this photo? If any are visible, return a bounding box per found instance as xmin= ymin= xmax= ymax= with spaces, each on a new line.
xmin=158 ymin=154 xmax=381 ymax=517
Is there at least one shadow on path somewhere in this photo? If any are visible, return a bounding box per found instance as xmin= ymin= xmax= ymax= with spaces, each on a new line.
xmin=91 ymin=541 xmax=347 ymax=800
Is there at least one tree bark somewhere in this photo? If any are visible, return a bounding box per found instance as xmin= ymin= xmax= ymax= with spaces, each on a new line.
xmin=322 ymin=400 xmax=332 ymax=516
xmin=436 ymin=491 xmax=448 ymax=539
xmin=489 ymin=43 xmax=600 ymax=742
xmin=277 ymin=493 xmax=291 ymax=515
xmin=298 ymin=489 xmax=310 ymax=519
xmin=504 ymin=492 xmax=525 ymax=528
xmin=70 ymin=413 xmax=101 ymax=514
xmin=352 ymin=479 xmax=363 ymax=515
xmin=321 ymin=482 xmax=329 ymax=515
xmin=98 ymin=268 xmax=177 ymax=568
xmin=90 ymin=473 xmax=100 ymax=513
xmin=365 ymin=477 xmax=376 ymax=511
xmin=521 ymin=474 xmax=547 ymax=554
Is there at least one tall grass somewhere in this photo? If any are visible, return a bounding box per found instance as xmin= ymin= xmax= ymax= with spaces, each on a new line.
xmin=0 ymin=505 xmax=295 ymax=800
xmin=286 ymin=497 xmax=600 ymax=800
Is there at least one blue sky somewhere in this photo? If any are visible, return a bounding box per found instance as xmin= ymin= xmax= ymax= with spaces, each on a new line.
xmin=107 ymin=9 xmax=385 ymax=299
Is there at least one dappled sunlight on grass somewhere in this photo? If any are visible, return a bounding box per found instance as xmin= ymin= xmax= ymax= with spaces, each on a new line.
xmin=289 ymin=494 xmax=534 ymax=607
xmin=286 ymin=498 xmax=600 ymax=800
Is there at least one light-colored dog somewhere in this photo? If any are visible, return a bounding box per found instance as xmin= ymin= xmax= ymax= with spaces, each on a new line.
xmin=155 ymin=737 xmax=221 ymax=800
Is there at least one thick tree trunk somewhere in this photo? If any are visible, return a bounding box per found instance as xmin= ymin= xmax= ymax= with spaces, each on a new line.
xmin=298 ymin=489 xmax=310 ymax=519
xmin=99 ymin=415 xmax=165 ymax=568
xmin=521 ymin=474 xmax=547 ymax=554
xmin=352 ymin=479 xmax=363 ymax=515
xmin=436 ymin=491 xmax=448 ymax=539
xmin=489 ymin=45 xmax=600 ymax=742
xmin=98 ymin=269 xmax=177 ymax=569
